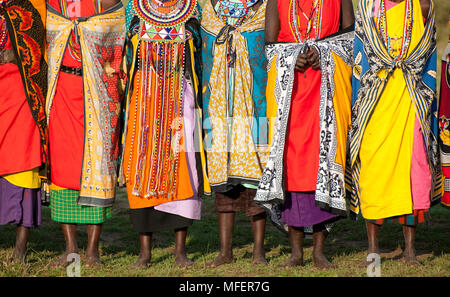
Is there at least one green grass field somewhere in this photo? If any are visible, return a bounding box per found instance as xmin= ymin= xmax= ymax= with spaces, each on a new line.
xmin=0 ymin=189 xmax=449 ymax=277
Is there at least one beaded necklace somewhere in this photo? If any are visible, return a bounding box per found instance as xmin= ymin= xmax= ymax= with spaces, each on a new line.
xmin=376 ymin=0 xmax=413 ymax=61
xmin=60 ymin=0 xmax=102 ymax=62
xmin=134 ymin=0 xmax=196 ymax=42
xmin=129 ymin=0 xmax=196 ymax=198
xmin=216 ymin=0 xmax=259 ymax=27
xmin=290 ymin=0 xmax=322 ymax=42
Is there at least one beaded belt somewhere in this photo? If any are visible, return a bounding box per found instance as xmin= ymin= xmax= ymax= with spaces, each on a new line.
xmin=60 ymin=64 xmax=83 ymax=76
xmin=0 ymin=49 xmax=17 ymax=64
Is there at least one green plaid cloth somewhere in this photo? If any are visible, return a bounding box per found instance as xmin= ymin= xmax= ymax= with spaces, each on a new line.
xmin=50 ymin=189 xmax=112 ymax=224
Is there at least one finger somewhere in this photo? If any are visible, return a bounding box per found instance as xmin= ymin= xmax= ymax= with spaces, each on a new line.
xmin=308 ymin=50 xmax=318 ymax=61
xmin=296 ymin=58 xmax=308 ymax=68
xmin=296 ymin=53 xmax=308 ymax=62
xmin=295 ymin=65 xmax=305 ymax=72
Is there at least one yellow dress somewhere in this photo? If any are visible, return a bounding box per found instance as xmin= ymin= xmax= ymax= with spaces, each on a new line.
xmin=358 ymin=0 xmax=425 ymax=220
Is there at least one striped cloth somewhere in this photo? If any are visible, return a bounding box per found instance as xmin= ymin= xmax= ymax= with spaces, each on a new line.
xmin=50 ymin=189 xmax=112 ymax=224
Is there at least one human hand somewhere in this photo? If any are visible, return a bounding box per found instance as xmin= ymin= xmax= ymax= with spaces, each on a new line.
xmin=295 ymin=53 xmax=309 ymax=72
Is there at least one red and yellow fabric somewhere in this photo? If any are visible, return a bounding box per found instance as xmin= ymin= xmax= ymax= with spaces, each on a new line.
xmin=255 ymin=1 xmax=353 ymax=230
xmin=47 ymin=0 xmax=96 ymax=190
xmin=46 ymin=1 xmax=126 ymax=207
xmin=0 ymin=0 xmax=48 ymax=180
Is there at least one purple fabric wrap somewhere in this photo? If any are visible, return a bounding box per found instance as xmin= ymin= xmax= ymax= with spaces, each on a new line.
xmin=0 ymin=177 xmax=41 ymax=228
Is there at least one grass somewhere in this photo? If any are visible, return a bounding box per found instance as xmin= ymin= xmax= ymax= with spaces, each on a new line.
xmin=0 ymin=188 xmax=449 ymax=277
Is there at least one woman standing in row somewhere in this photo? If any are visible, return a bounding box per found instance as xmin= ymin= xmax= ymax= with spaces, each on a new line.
xmin=201 ymin=0 xmax=270 ymax=267
xmin=257 ymin=0 xmax=355 ymax=268
xmin=121 ymin=0 xmax=208 ymax=268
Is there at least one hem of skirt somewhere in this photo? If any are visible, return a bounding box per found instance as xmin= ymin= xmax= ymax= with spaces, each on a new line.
xmin=216 ymin=208 xmax=266 ymax=217
xmin=77 ymin=196 xmax=115 ymax=208
xmin=131 ymin=221 xmax=193 ymax=233
xmin=365 ymin=211 xmax=430 ymax=226
xmin=441 ymin=202 xmax=450 ymax=209
xmin=50 ymin=217 xmax=112 ymax=224
xmin=315 ymin=200 xmax=348 ymax=217
xmin=0 ymin=221 xmax=41 ymax=228
xmin=283 ymin=214 xmax=341 ymax=228
xmin=210 ymin=178 xmax=261 ymax=193
xmin=130 ymin=208 xmax=194 ymax=233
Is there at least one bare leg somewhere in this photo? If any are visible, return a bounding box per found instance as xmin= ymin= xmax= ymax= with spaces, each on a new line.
xmin=51 ymin=223 xmax=78 ymax=267
xmin=85 ymin=224 xmax=103 ymax=267
xmin=250 ymin=212 xmax=267 ymax=265
xmin=278 ymin=226 xmax=304 ymax=267
xmin=174 ymin=227 xmax=194 ymax=268
xmin=207 ymin=212 xmax=235 ymax=268
xmin=131 ymin=232 xmax=152 ymax=268
xmin=12 ymin=225 xmax=29 ymax=263
xmin=402 ymin=225 xmax=421 ymax=265
xmin=312 ymin=224 xmax=335 ymax=269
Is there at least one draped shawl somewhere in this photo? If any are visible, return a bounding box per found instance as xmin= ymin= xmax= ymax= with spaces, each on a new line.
xmin=201 ymin=0 xmax=269 ymax=192
xmin=0 ymin=0 xmax=48 ymax=171
xmin=349 ymin=0 xmax=441 ymax=216
xmin=254 ymin=30 xmax=354 ymax=231
xmin=46 ymin=3 xmax=126 ymax=207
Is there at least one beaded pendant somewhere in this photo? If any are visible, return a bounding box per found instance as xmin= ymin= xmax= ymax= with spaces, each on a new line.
xmin=133 ymin=0 xmax=197 ymax=43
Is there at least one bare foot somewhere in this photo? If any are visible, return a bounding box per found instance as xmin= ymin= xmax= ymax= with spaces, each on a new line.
xmin=50 ymin=252 xmax=77 ymax=268
xmin=402 ymin=249 xmax=422 ymax=266
xmin=130 ymin=255 xmax=151 ymax=269
xmin=277 ymin=255 xmax=304 ymax=268
xmin=252 ymin=249 xmax=268 ymax=265
xmin=10 ymin=246 xmax=27 ymax=263
xmin=207 ymin=253 xmax=234 ymax=268
xmin=175 ymin=254 xmax=194 ymax=268
xmin=313 ymin=252 xmax=336 ymax=269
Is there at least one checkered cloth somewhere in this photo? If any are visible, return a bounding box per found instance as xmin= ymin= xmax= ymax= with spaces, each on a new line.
xmin=50 ymin=189 xmax=112 ymax=224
